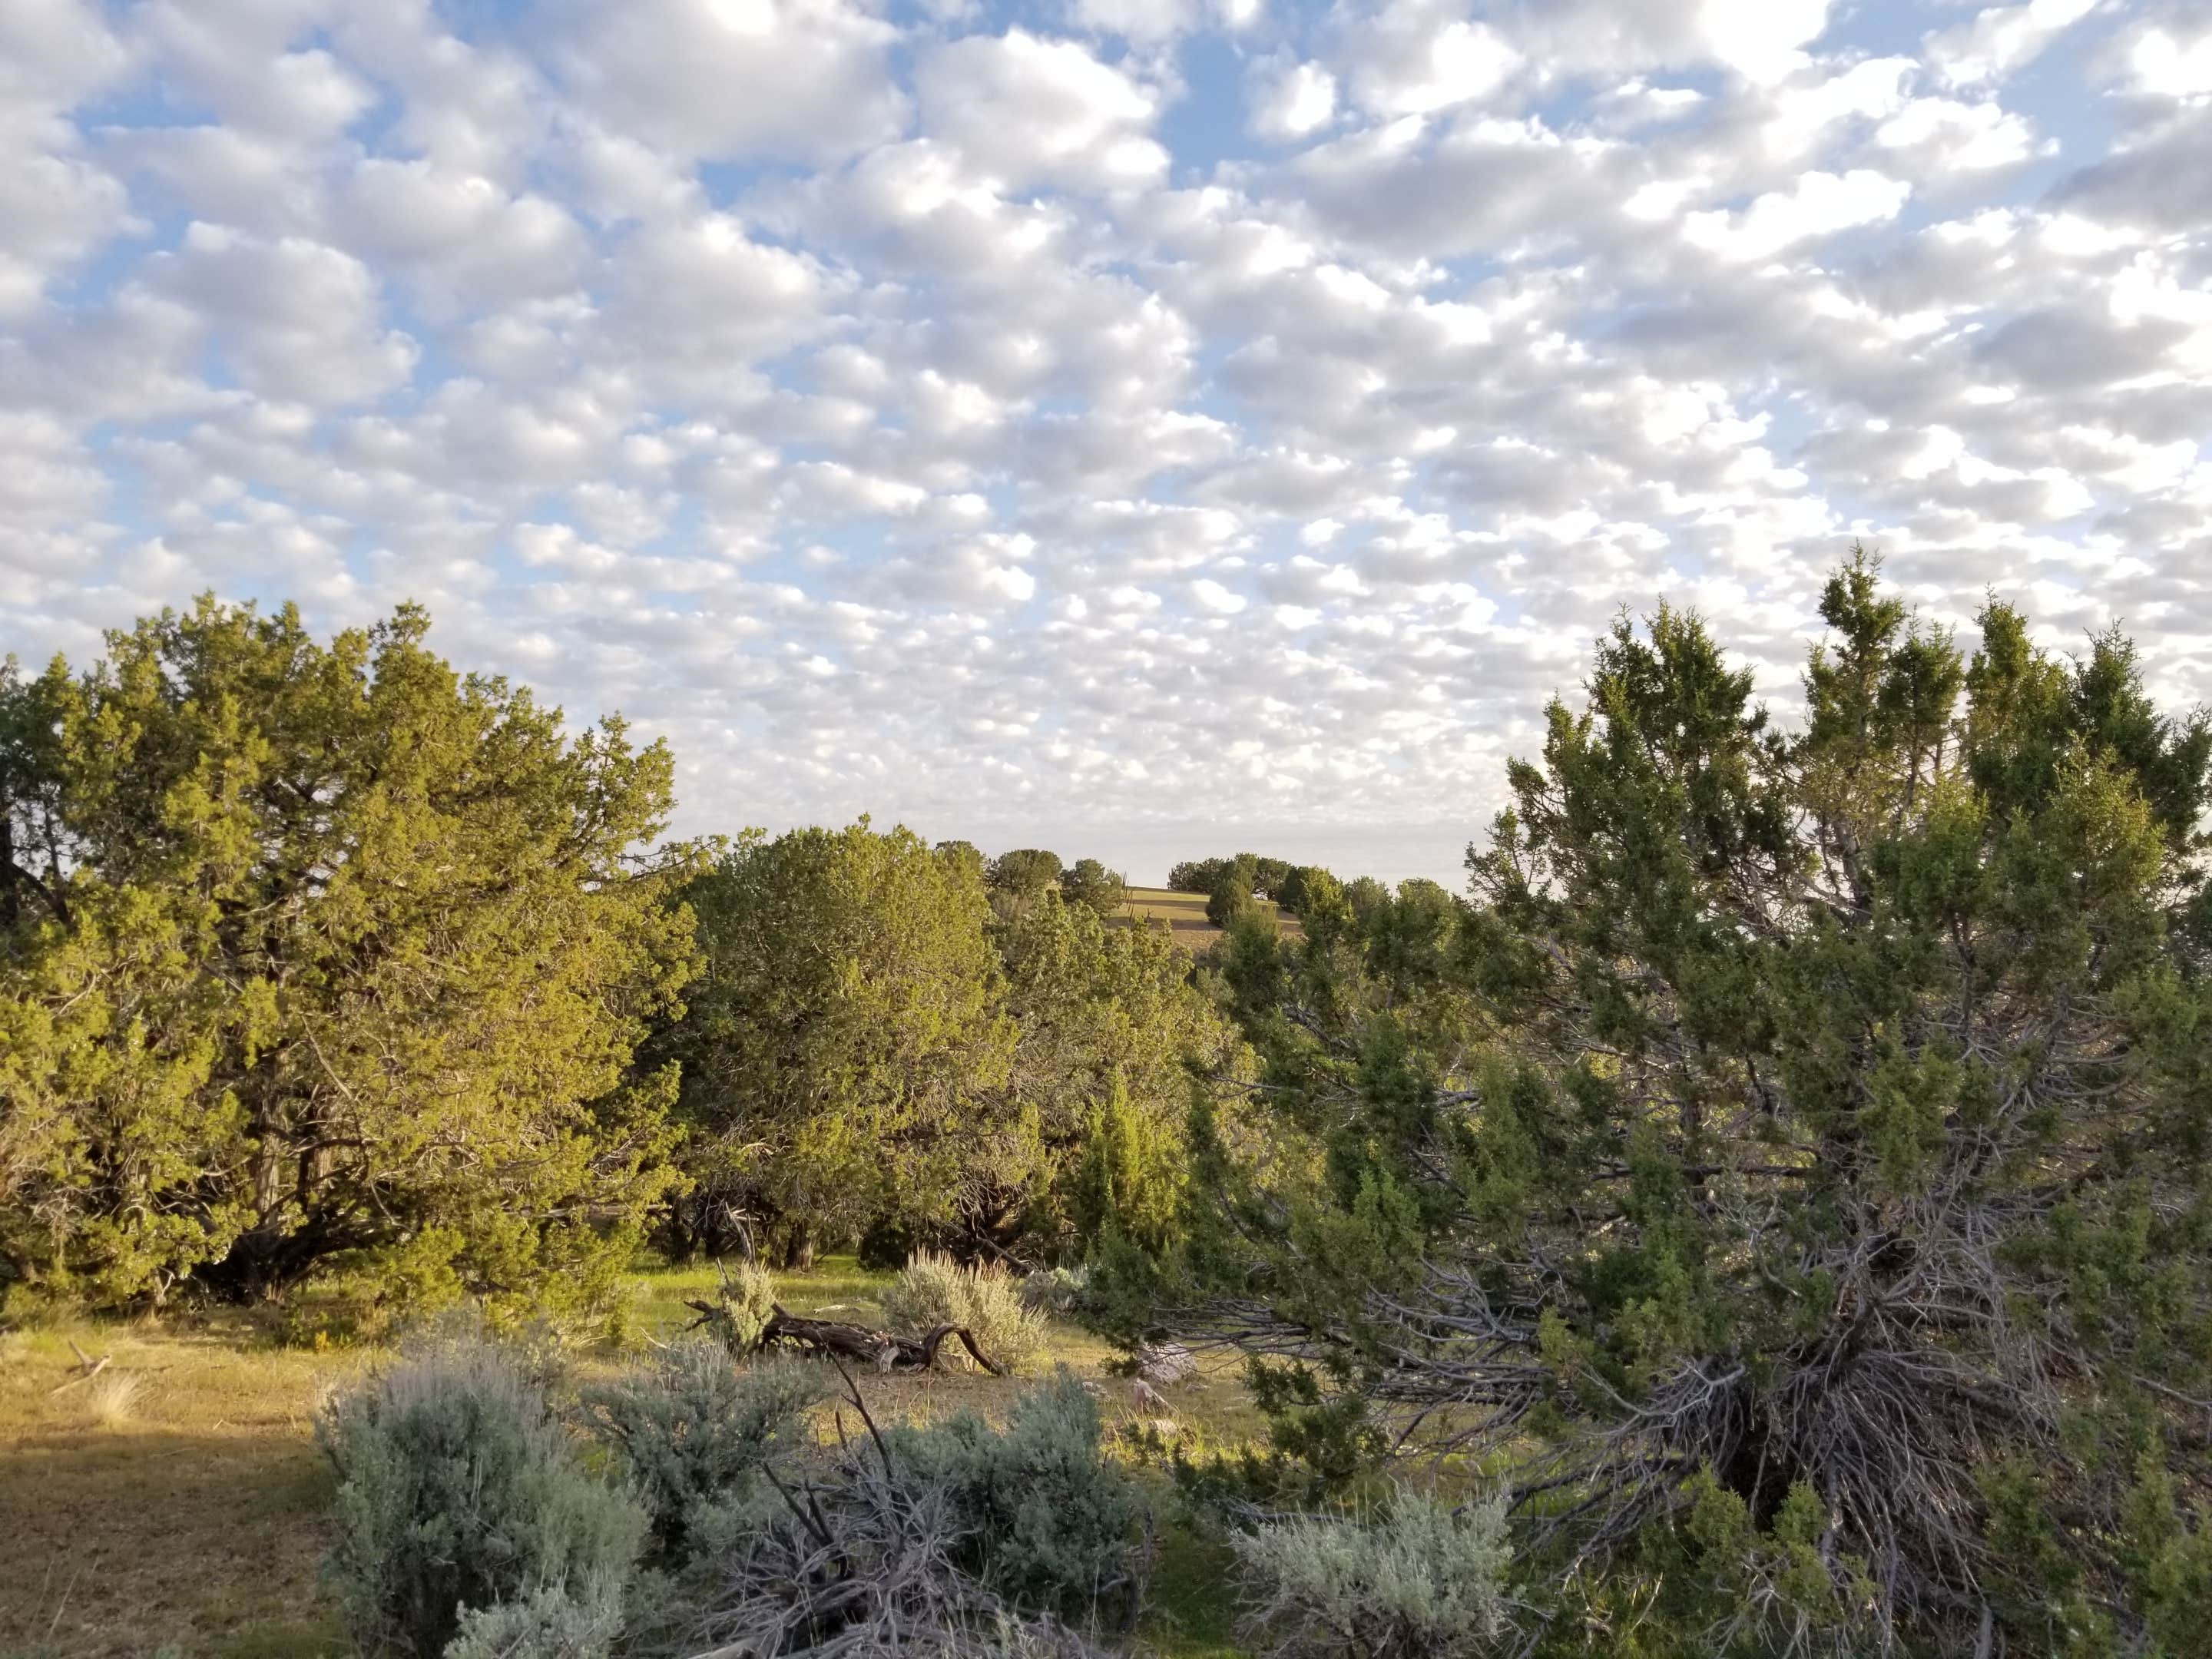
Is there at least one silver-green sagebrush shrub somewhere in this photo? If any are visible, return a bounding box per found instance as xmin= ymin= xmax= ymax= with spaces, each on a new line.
xmin=881 ymin=1250 xmax=1048 ymax=1371
xmin=889 ymin=1372 xmax=1144 ymax=1618
xmin=440 ymin=1584 xmax=625 ymax=1659
xmin=578 ymin=1342 xmax=825 ymax=1555
xmin=1230 ymin=1487 xmax=1514 ymax=1659
xmin=665 ymin=1258 xmax=781 ymax=1354
xmin=664 ymin=1376 xmax=1126 ymax=1657
xmin=1018 ymin=1266 xmax=1088 ymax=1317
xmin=318 ymin=1336 xmax=647 ymax=1659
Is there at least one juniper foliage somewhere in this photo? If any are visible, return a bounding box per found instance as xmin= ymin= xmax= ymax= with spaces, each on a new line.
xmin=0 ymin=598 xmax=694 ymax=1310
xmin=1147 ymin=555 xmax=2212 ymax=1654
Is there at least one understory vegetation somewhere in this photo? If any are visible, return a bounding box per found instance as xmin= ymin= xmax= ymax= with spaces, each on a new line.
xmin=317 ymin=1320 xmax=1144 ymax=1659
xmin=8 ymin=549 xmax=2212 ymax=1655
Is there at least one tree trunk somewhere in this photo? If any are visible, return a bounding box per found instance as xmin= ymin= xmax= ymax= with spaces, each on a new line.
xmin=777 ymin=1221 xmax=815 ymax=1272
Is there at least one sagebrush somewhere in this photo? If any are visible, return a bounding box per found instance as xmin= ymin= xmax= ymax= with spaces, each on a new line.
xmin=886 ymin=1372 xmax=1145 ymax=1620
xmin=442 ymin=1584 xmax=626 ymax=1659
xmin=663 ymin=1373 xmax=1134 ymax=1656
xmin=1230 ymin=1488 xmax=1513 ymax=1659
xmin=317 ymin=1335 xmax=646 ymax=1659
xmin=579 ymin=1340 xmax=824 ymax=1554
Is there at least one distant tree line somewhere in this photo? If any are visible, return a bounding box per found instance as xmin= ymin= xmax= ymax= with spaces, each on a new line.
xmin=1167 ymin=848 xmax=1449 ymax=934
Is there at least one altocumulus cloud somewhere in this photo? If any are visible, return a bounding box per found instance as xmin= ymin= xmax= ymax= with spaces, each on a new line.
xmin=2 ymin=0 xmax=2210 ymax=881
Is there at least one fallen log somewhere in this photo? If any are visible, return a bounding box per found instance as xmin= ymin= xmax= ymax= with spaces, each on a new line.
xmin=681 ymin=1300 xmax=1008 ymax=1377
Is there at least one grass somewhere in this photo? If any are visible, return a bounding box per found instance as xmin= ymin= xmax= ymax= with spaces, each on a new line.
xmin=1115 ymin=886 xmax=1301 ymax=952
xmin=0 ymin=1260 xmax=1263 ymax=1658
xmin=77 ymin=1369 xmax=141 ymax=1430
xmin=1 ymin=1319 xmax=366 ymax=1658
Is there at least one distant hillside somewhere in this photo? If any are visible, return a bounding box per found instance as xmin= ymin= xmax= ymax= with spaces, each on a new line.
xmin=1111 ymin=885 xmax=1303 ymax=952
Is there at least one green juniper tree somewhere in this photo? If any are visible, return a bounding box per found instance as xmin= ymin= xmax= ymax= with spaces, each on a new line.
xmin=651 ymin=820 xmax=1014 ymax=1267
xmin=1144 ymin=555 xmax=2212 ymax=1654
xmin=1058 ymin=856 xmax=1128 ymax=918
xmin=987 ymin=846 xmax=1065 ymax=897
xmin=993 ymin=889 xmax=1243 ymax=1259
xmin=0 ymin=598 xmax=694 ymax=1311
xmin=657 ymin=828 xmax=1240 ymax=1267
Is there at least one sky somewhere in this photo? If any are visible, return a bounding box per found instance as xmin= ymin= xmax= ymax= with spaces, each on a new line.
xmin=2 ymin=0 xmax=2210 ymax=886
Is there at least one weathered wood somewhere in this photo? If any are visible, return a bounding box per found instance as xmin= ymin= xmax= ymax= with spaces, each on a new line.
xmin=681 ymin=1299 xmax=1008 ymax=1376
xmin=49 ymin=1353 xmax=111 ymax=1395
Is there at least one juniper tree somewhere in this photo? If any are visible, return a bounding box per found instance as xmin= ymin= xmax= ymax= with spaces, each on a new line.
xmin=1150 ymin=555 xmax=2212 ymax=1654
xmin=653 ymin=820 xmax=1015 ymax=1266
xmin=988 ymin=847 xmax=1066 ymax=898
xmin=992 ymin=890 xmax=1243 ymax=1257
xmin=1058 ymin=857 xmax=1128 ymax=918
xmin=656 ymin=830 xmax=1238 ymax=1266
xmin=0 ymin=598 xmax=694 ymax=1310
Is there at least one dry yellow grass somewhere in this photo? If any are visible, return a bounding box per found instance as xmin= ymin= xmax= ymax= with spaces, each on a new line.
xmin=1114 ymin=886 xmax=1301 ymax=953
xmin=1 ymin=1317 xmax=368 ymax=1657
xmin=77 ymin=1369 xmax=141 ymax=1430
xmin=0 ymin=1261 xmax=1262 ymax=1658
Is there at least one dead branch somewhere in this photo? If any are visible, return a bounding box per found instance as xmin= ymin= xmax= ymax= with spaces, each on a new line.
xmin=48 ymin=1345 xmax=112 ymax=1395
xmin=682 ymin=1300 xmax=1009 ymax=1377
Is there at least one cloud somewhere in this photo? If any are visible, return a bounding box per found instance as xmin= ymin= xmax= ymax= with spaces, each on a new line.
xmin=915 ymin=30 xmax=1167 ymax=192
xmin=1683 ymin=170 xmax=1913 ymax=260
xmin=1250 ymin=58 xmax=1338 ymax=141
xmin=1345 ymin=2 xmax=1522 ymax=118
xmin=1 ymin=0 xmax=2208 ymax=886
xmin=1696 ymin=0 xmax=1836 ymax=84
xmin=1925 ymin=0 xmax=2101 ymax=89
xmin=2121 ymin=18 xmax=2212 ymax=100
xmin=0 ymin=0 xmax=133 ymax=313
xmin=150 ymin=223 xmax=419 ymax=405
xmin=553 ymin=0 xmax=906 ymax=164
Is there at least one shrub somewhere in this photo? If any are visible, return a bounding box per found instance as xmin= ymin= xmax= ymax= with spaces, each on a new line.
xmin=666 ymin=1383 xmax=1122 ymax=1657
xmin=689 ymin=1258 xmax=779 ymax=1353
xmin=1018 ymin=1267 xmax=1088 ymax=1317
xmin=318 ymin=1334 xmax=647 ymax=1659
xmin=578 ymin=1343 xmax=825 ymax=1555
xmin=441 ymin=1584 xmax=624 ymax=1659
xmin=1230 ymin=1487 xmax=1512 ymax=1659
xmin=890 ymin=1373 xmax=1144 ymax=1619
xmin=880 ymin=1251 xmax=1048 ymax=1372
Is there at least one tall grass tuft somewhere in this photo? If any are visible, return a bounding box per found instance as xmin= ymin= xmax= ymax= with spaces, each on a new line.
xmin=81 ymin=1368 xmax=141 ymax=1428
xmin=879 ymin=1251 xmax=1048 ymax=1373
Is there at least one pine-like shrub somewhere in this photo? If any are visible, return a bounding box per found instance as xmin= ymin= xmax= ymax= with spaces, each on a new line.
xmin=1230 ymin=1488 xmax=1513 ymax=1659
xmin=889 ymin=1373 xmax=1144 ymax=1618
xmin=880 ymin=1250 xmax=1048 ymax=1371
xmin=319 ymin=1336 xmax=647 ymax=1659
xmin=578 ymin=1343 xmax=825 ymax=1555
